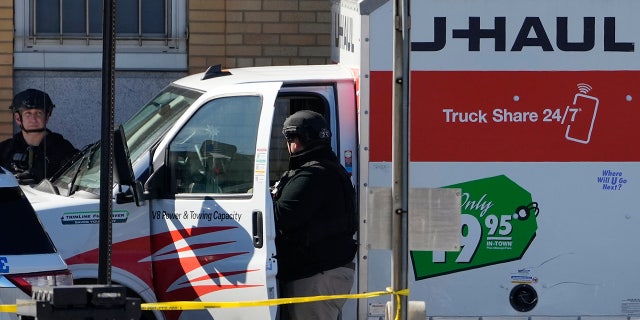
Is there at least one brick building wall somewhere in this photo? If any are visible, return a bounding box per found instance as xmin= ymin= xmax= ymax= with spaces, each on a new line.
xmin=188 ymin=0 xmax=332 ymax=74
xmin=0 ymin=3 xmax=13 ymax=140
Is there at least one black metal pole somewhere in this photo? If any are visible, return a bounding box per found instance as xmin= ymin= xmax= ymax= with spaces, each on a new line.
xmin=98 ymin=0 xmax=116 ymax=285
xmin=391 ymin=0 xmax=410 ymax=319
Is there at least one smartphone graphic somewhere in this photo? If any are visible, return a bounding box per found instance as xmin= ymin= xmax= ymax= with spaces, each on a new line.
xmin=565 ymin=93 xmax=599 ymax=144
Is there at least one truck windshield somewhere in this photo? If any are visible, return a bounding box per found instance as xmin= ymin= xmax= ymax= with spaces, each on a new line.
xmin=52 ymin=84 xmax=203 ymax=195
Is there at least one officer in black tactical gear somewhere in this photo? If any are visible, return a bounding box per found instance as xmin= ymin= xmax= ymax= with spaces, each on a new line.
xmin=0 ymin=89 xmax=79 ymax=185
xmin=272 ymin=110 xmax=357 ymax=320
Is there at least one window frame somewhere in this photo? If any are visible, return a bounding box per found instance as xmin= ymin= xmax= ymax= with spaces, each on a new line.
xmin=13 ymin=0 xmax=188 ymax=70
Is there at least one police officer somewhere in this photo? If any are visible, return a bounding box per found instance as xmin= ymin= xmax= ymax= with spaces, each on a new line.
xmin=0 ymin=89 xmax=79 ymax=185
xmin=272 ymin=110 xmax=357 ymax=320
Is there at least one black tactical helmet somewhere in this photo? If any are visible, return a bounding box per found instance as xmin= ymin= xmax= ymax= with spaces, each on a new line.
xmin=282 ymin=110 xmax=331 ymax=144
xmin=10 ymin=89 xmax=55 ymax=114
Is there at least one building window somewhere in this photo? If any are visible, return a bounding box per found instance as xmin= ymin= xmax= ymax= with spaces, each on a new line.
xmin=15 ymin=0 xmax=187 ymax=70
xmin=33 ymin=0 xmax=167 ymax=42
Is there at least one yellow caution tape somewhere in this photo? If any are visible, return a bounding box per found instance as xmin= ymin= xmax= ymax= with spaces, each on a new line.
xmin=141 ymin=288 xmax=409 ymax=311
xmin=0 ymin=288 xmax=410 ymax=314
xmin=0 ymin=305 xmax=16 ymax=313
xmin=393 ymin=288 xmax=402 ymax=320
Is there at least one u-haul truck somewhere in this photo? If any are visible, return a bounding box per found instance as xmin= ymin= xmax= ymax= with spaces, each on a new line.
xmin=19 ymin=0 xmax=640 ymax=319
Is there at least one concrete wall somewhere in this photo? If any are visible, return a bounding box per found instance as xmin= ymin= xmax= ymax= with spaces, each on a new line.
xmin=13 ymin=71 xmax=186 ymax=149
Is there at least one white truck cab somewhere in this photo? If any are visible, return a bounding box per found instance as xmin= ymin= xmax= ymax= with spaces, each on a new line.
xmin=22 ymin=64 xmax=359 ymax=320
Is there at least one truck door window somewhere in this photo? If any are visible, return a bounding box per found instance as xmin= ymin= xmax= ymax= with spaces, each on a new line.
xmin=168 ymin=95 xmax=261 ymax=194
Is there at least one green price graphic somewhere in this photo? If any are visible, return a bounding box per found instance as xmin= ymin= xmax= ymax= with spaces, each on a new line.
xmin=412 ymin=175 xmax=539 ymax=280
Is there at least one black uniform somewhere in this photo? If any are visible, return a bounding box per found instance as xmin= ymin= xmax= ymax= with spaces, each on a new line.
xmin=273 ymin=143 xmax=357 ymax=281
xmin=0 ymin=130 xmax=79 ymax=184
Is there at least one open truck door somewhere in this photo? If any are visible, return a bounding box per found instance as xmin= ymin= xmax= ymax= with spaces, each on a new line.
xmin=143 ymin=82 xmax=282 ymax=320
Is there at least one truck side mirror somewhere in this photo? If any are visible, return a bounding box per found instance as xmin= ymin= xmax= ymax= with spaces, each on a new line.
xmin=114 ymin=125 xmax=144 ymax=206
xmin=143 ymin=163 xmax=167 ymax=200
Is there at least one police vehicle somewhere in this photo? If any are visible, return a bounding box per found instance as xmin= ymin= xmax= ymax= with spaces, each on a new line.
xmin=0 ymin=166 xmax=72 ymax=320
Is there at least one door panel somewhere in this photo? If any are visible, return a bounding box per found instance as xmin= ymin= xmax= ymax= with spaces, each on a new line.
xmin=149 ymin=83 xmax=281 ymax=320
